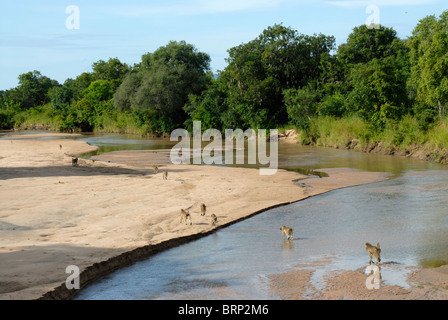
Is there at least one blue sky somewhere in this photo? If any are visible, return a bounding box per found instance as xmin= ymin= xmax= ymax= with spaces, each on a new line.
xmin=0 ymin=0 xmax=446 ymax=90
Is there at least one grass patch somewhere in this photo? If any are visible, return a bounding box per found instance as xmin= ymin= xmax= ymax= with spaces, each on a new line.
xmin=420 ymin=259 xmax=448 ymax=268
xmin=301 ymin=115 xmax=371 ymax=148
xmin=426 ymin=117 xmax=448 ymax=151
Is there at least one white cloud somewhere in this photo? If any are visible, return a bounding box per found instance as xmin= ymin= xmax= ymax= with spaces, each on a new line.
xmin=326 ymin=0 xmax=438 ymax=8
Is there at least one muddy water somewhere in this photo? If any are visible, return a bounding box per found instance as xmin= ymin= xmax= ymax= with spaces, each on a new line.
xmin=66 ymin=134 xmax=447 ymax=300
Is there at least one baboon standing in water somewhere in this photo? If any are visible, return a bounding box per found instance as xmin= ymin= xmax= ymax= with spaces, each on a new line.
xmin=163 ymin=170 xmax=168 ymax=180
xmin=200 ymin=203 xmax=206 ymax=216
xmin=365 ymin=242 xmax=381 ymax=265
xmin=280 ymin=226 xmax=293 ymax=241
xmin=180 ymin=209 xmax=192 ymax=225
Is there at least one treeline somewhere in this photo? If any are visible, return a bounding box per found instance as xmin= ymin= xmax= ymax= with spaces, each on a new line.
xmin=1 ymin=11 xmax=448 ymax=154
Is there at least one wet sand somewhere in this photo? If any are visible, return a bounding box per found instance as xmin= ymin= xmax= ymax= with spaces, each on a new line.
xmin=0 ymin=133 xmax=444 ymax=300
xmin=268 ymin=259 xmax=448 ymax=300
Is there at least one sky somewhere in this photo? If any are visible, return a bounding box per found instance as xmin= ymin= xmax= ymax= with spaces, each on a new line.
xmin=0 ymin=0 xmax=446 ymax=90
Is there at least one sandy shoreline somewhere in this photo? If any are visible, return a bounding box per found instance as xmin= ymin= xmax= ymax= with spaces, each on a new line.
xmin=0 ymin=133 xmax=446 ymax=300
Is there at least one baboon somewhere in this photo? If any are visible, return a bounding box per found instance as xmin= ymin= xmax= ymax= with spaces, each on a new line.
xmin=153 ymin=165 xmax=159 ymax=174
xmin=280 ymin=226 xmax=293 ymax=241
xmin=365 ymin=242 xmax=381 ymax=265
xmin=59 ymin=144 xmax=62 ymax=150
xmin=163 ymin=170 xmax=168 ymax=180
xmin=72 ymin=157 xmax=78 ymax=167
xmin=210 ymin=213 xmax=217 ymax=226
xmin=180 ymin=209 xmax=192 ymax=225
xmin=200 ymin=203 xmax=206 ymax=216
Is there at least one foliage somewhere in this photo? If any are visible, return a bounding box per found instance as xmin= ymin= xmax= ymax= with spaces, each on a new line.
xmin=284 ymin=84 xmax=320 ymax=132
xmin=220 ymin=24 xmax=335 ymax=128
xmin=337 ymin=25 xmax=400 ymax=65
xmin=183 ymin=76 xmax=228 ymax=131
xmin=408 ymin=11 xmax=448 ymax=124
xmin=2 ymin=11 xmax=448 ymax=158
xmin=5 ymin=71 xmax=59 ymax=110
xmin=114 ymin=41 xmax=211 ymax=132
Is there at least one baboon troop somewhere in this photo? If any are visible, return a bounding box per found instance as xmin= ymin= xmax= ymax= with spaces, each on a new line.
xmin=280 ymin=225 xmax=293 ymax=241
xmin=180 ymin=209 xmax=192 ymax=225
xmin=200 ymin=203 xmax=206 ymax=216
xmin=153 ymin=166 xmax=168 ymax=179
xmin=177 ymin=203 xmax=218 ymax=227
xmin=154 ymin=161 xmax=381 ymax=268
xmin=365 ymin=242 xmax=381 ymax=265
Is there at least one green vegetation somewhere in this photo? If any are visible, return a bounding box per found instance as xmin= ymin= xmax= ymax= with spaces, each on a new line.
xmin=1 ymin=11 xmax=448 ymax=163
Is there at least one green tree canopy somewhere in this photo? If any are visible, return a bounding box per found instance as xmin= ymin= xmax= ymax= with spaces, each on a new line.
xmin=9 ymin=70 xmax=59 ymax=109
xmin=92 ymin=58 xmax=131 ymax=90
xmin=220 ymin=24 xmax=335 ymax=128
xmin=337 ymin=25 xmax=400 ymax=65
xmin=408 ymin=11 xmax=448 ymax=121
xmin=114 ymin=41 xmax=211 ymax=131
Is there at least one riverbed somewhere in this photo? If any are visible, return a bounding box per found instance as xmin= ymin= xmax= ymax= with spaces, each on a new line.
xmin=0 ymin=131 xmax=446 ymax=300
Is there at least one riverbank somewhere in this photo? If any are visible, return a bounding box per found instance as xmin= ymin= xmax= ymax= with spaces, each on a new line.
xmin=279 ymin=116 xmax=448 ymax=165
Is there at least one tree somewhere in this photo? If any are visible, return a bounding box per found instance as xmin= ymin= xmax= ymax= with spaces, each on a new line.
xmin=408 ymin=10 xmax=448 ymax=122
xmin=10 ymin=71 xmax=59 ymax=109
xmin=92 ymin=58 xmax=131 ymax=90
xmin=114 ymin=41 xmax=211 ymax=132
xmin=318 ymin=91 xmax=347 ymax=117
xmin=183 ymin=74 xmax=228 ymax=131
xmin=60 ymin=80 xmax=114 ymax=132
xmin=284 ymin=83 xmax=320 ymax=131
xmin=337 ymin=25 xmax=400 ymax=65
xmin=51 ymin=84 xmax=74 ymax=113
xmin=221 ymin=24 xmax=335 ymax=128
xmin=70 ymin=72 xmax=94 ymax=101
xmin=336 ymin=25 xmax=411 ymax=128
xmin=113 ymin=72 xmax=143 ymax=112
xmin=345 ymin=54 xmax=410 ymax=127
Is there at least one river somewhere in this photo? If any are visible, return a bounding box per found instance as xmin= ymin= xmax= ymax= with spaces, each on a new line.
xmin=2 ymin=131 xmax=447 ymax=299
